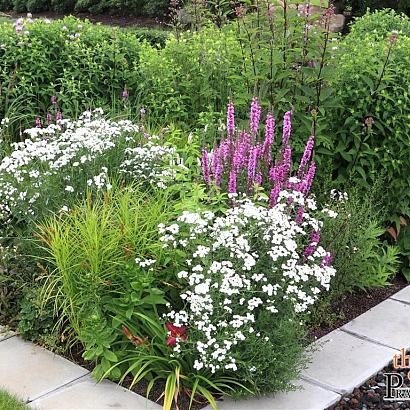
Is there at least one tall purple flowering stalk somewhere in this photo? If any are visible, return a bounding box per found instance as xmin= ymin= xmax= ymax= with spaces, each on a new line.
xmin=203 ymin=98 xmax=317 ymax=206
xmin=250 ymin=97 xmax=262 ymax=136
xmin=227 ymin=101 xmax=235 ymax=137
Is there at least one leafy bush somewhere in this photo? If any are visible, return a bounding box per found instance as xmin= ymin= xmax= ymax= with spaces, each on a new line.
xmin=0 ymin=16 xmax=142 ymax=136
xmin=138 ymin=5 xmax=339 ymax=150
xmin=329 ymin=10 xmax=410 ymax=217
xmin=348 ymin=8 xmax=410 ymax=36
xmin=320 ymin=187 xmax=399 ymax=294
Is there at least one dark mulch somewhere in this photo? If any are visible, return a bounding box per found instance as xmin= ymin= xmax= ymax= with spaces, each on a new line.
xmin=5 ymin=11 xmax=164 ymax=28
xmin=126 ymin=376 xmax=212 ymax=410
xmin=308 ymin=275 xmax=408 ymax=341
xmin=328 ymin=360 xmax=410 ymax=409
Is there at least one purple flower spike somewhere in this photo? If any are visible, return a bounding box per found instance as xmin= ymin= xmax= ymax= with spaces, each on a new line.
xmin=56 ymin=111 xmax=62 ymax=121
xmin=247 ymin=144 xmax=260 ymax=189
xmin=51 ymin=95 xmax=57 ymax=106
xmin=282 ymin=144 xmax=292 ymax=180
xmin=255 ymin=172 xmax=263 ymax=186
xmin=201 ymin=147 xmax=210 ymax=185
xmin=298 ymin=135 xmax=315 ymax=176
xmin=303 ymin=244 xmax=315 ymax=258
xmin=35 ymin=117 xmax=42 ymax=128
xmin=227 ymin=101 xmax=235 ymax=137
xmin=250 ymin=96 xmax=262 ymax=135
xmin=302 ymin=161 xmax=316 ymax=195
xmin=269 ymin=182 xmax=281 ymax=207
xmin=262 ymin=112 xmax=275 ymax=165
xmin=46 ymin=112 xmax=52 ymax=125
xmin=282 ymin=111 xmax=293 ymax=145
xmin=228 ymin=169 xmax=237 ymax=194
xmin=122 ymin=88 xmax=129 ymax=99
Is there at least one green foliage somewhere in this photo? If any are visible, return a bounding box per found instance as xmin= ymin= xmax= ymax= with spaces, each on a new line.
xmin=0 ymin=16 xmax=142 ymax=134
xmin=17 ymin=287 xmax=56 ymax=342
xmin=127 ymin=27 xmax=169 ymax=48
xmin=2 ymin=0 xmax=170 ymax=15
xmin=138 ymin=6 xmax=339 ymax=152
xmin=388 ymin=218 xmax=410 ymax=281
xmin=329 ymin=10 xmax=410 ymax=217
xmin=36 ymin=187 xmax=174 ymax=365
xmin=348 ymin=8 xmax=410 ymax=36
xmin=320 ymin=186 xmax=400 ymax=294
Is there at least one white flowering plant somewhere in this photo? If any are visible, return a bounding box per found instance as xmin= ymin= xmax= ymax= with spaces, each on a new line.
xmin=158 ymin=191 xmax=336 ymax=394
xmin=0 ymin=109 xmax=185 ymax=226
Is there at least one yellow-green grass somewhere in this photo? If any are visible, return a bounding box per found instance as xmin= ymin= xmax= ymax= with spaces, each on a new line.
xmin=0 ymin=390 xmax=28 ymax=410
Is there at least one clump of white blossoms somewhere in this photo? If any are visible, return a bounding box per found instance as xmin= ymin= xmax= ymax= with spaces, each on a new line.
xmin=161 ymin=191 xmax=336 ymax=375
xmin=0 ymin=109 xmax=183 ymax=221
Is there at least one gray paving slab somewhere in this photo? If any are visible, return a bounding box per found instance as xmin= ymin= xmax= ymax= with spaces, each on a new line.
xmin=202 ymin=379 xmax=340 ymax=410
xmin=390 ymin=285 xmax=410 ymax=304
xmin=0 ymin=325 xmax=15 ymax=341
xmin=342 ymin=298 xmax=410 ymax=350
xmin=302 ymin=329 xmax=396 ymax=394
xmin=0 ymin=336 xmax=88 ymax=401
xmin=30 ymin=376 xmax=161 ymax=410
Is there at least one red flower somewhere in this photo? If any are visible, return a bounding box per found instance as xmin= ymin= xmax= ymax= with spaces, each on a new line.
xmin=166 ymin=323 xmax=188 ymax=346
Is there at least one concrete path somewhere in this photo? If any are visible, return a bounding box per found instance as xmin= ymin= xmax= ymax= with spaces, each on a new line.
xmin=205 ymin=286 xmax=410 ymax=410
xmin=1 ymin=285 xmax=410 ymax=410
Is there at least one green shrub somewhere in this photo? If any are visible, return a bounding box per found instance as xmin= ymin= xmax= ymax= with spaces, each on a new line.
xmin=348 ymin=8 xmax=410 ymax=36
xmin=0 ymin=16 xmax=142 ymax=135
xmin=329 ymin=10 xmax=410 ymax=217
xmin=320 ymin=186 xmax=400 ymax=295
xmin=138 ymin=5 xmax=339 ymax=150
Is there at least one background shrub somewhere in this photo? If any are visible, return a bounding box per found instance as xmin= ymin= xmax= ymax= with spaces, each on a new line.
xmin=0 ymin=16 xmax=142 ymax=135
xmin=328 ymin=10 xmax=410 ymax=217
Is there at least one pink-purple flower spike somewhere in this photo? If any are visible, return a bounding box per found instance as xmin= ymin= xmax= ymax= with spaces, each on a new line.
xmin=227 ymin=101 xmax=235 ymax=137
xmin=250 ymin=97 xmax=262 ymax=135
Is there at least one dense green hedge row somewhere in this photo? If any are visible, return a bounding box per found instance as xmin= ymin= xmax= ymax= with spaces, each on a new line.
xmin=0 ymin=0 xmax=169 ymax=16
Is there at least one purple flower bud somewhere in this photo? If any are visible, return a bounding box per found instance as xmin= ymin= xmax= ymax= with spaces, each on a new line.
xmin=282 ymin=111 xmax=293 ymax=145
xmin=46 ymin=112 xmax=52 ymax=125
xmin=51 ymin=95 xmax=57 ymax=106
xmin=201 ymin=147 xmax=210 ymax=185
xmin=250 ymin=96 xmax=261 ymax=135
xmin=122 ymin=88 xmax=129 ymax=99
xmin=227 ymin=101 xmax=235 ymax=137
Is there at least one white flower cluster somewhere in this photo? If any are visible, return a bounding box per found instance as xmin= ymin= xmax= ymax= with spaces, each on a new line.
xmin=120 ymin=136 xmax=183 ymax=190
xmin=161 ymin=193 xmax=336 ymax=374
xmin=0 ymin=109 xmax=182 ymax=221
